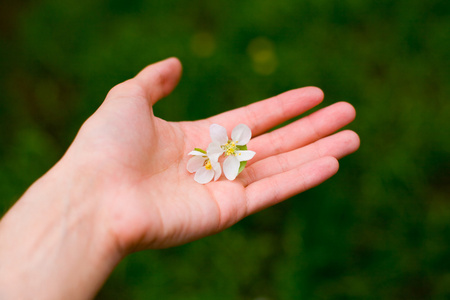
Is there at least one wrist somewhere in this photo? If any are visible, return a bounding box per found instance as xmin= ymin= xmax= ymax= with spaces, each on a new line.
xmin=0 ymin=158 xmax=122 ymax=299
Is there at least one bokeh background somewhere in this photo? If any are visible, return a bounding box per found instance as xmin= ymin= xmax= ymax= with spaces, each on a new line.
xmin=1 ymin=0 xmax=449 ymax=299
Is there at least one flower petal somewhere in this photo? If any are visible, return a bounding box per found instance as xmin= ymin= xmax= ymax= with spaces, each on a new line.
xmin=223 ymin=156 xmax=240 ymax=180
xmin=187 ymin=156 xmax=206 ymax=173
xmin=212 ymin=160 xmax=222 ymax=181
xmin=194 ymin=167 xmax=215 ymax=184
xmin=210 ymin=124 xmax=228 ymax=145
xmin=188 ymin=150 xmax=206 ymax=156
xmin=207 ymin=141 xmax=224 ymax=162
xmin=235 ymin=150 xmax=256 ymax=162
xmin=231 ymin=124 xmax=252 ymax=145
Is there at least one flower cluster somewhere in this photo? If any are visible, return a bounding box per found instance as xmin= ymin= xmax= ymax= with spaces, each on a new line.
xmin=187 ymin=124 xmax=256 ymax=184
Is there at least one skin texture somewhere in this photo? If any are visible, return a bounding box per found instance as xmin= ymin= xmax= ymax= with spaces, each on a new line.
xmin=0 ymin=57 xmax=360 ymax=299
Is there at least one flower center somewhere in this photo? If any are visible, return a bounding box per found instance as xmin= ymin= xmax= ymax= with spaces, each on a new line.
xmin=204 ymin=159 xmax=212 ymax=170
xmin=222 ymin=140 xmax=238 ymax=156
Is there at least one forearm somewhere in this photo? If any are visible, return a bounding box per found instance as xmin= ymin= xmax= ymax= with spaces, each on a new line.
xmin=0 ymin=161 xmax=121 ymax=300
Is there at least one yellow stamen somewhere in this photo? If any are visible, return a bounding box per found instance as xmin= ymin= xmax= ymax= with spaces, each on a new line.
xmin=223 ymin=140 xmax=238 ymax=156
xmin=226 ymin=148 xmax=235 ymax=156
xmin=204 ymin=159 xmax=212 ymax=170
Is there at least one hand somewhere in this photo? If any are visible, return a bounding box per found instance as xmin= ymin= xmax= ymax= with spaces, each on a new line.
xmin=0 ymin=57 xmax=359 ymax=299
xmin=63 ymin=57 xmax=360 ymax=253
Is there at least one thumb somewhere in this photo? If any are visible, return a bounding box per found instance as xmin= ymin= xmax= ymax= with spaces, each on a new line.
xmin=106 ymin=57 xmax=183 ymax=106
xmin=134 ymin=57 xmax=183 ymax=105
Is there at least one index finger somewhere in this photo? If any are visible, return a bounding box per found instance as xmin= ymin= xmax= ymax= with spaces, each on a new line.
xmin=207 ymin=87 xmax=324 ymax=136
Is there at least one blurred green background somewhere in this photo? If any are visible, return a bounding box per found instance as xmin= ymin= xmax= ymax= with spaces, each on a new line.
xmin=1 ymin=0 xmax=449 ymax=299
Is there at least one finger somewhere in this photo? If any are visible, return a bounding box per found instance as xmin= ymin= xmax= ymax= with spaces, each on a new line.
xmin=247 ymin=101 xmax=356 ymax=163
xmin=241 ymin=130 xmax=359 ymax=186
xmin=208 ymin=87 xmax=324 ymax=136
xmin=244 ymin=156 xmax=339 ymax=215
xmin=106 ymin=57 xmax=183 ymax=105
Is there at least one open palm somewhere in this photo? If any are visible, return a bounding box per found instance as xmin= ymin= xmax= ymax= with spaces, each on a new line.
xmin=65 ymin=58 xmax=359 ymax=254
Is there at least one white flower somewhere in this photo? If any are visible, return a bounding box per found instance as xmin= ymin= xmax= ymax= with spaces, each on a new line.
xmin=186 ymin=150 xmax=222 ymax=184
xmin=209 ymin=124 xmax=256 ymax=180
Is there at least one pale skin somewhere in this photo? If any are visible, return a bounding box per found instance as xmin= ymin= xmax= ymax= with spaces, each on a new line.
xmin=0 ymin=57 xmax=360 ymax=299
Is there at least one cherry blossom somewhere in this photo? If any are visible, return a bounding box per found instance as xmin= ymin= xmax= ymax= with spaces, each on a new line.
xmin=186 ymin=149 xmax=221 ymax=184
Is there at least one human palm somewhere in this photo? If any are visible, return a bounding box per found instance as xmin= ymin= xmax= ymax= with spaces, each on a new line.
xmin=66 ymin=58 xmax=359 ymax=254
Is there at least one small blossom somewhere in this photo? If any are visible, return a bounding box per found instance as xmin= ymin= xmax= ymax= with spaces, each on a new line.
xmin=209 ymin=124 xmax=256 ymax=180
xmin=187 ymin=149 xmax=222 ymax=184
